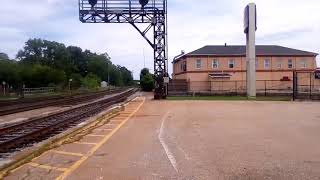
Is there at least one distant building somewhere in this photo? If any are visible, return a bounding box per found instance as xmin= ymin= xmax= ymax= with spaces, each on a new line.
xmin=172 ymin=45 xmax=319 ymax=92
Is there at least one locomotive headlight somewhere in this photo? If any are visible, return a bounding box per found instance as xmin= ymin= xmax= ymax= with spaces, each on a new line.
xmin=139 ymin=0 xmax=149 ymax=7
xmin=88 ymin=0 xmax=98 ymax=7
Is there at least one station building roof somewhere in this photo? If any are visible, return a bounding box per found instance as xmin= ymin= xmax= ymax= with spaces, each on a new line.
xmin=173 ymin=45 xmax=318 ymax=63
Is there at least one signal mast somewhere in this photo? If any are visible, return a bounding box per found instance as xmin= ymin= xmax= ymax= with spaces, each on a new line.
xmin=79 ymin=0 xmax=168 ymax=99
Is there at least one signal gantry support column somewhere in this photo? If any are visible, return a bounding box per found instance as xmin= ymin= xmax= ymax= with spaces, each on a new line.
xmin=153 ymin=11 xmax=167 ymax=99
xmin=79 ymin=0 xmax=168 ymax=99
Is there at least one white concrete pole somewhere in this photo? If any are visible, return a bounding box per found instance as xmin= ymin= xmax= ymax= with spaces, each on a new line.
xmin=246 ymin=3 xmax=256 ymax=98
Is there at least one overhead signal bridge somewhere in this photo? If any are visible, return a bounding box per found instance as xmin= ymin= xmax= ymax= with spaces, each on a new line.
xmin=79 ymin=0 xmax=168 ymax=99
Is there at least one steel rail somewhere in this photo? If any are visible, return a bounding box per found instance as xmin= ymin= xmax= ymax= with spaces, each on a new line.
xmin=0 ymin=88 xmax=137 ymax=155
xmin=0 ymin=89 xmax=124 ymax=116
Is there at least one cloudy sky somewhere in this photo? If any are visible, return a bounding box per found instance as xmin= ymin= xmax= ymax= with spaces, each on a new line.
xmin=1 ymin=0 xmax=319 ymax=79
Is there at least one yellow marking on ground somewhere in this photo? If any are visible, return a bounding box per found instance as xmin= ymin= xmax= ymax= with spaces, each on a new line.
xmin=111 ymin=118 xmax=125 ymax=121
xmin=116 ymin=117 xmax=130 ymax=119
xmin=86 ymin=134 xmax=105 ymax=137
xmin=51 ymin=150 xmax=84 ymax=157
xmin=106 ymin=123 xmax=120 ymax=126
xmin=74 ymin=142 xmax=97 ymax=146
xmin=28 ymin=162 xmax=67 ymax=172
xmin=117 ymin=115 xmax=130 ymax=117
xmin=55 ymin=97 xmax=145 ymax=180
xmin=8 ymin=151 xmax=51 ymax=174
xmin=96 ymin=128 xmax=113 ymax=131
xmin=115 ymin=116 xmax=129 ymax=120
xmin=112 ymin=116 xmax=125 ymax=118
xmin=110 ymin=120 xmax=123 ymax=123
xmin=103 ymin=125 xmax=117 ymax=128
xmin=32 ymin=151 xmax=50 ymax=161
xmin=9 ymin=163 xmax=26 ymax=173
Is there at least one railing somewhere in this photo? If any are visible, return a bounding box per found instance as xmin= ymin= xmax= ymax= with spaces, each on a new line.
xmin=79 ymin=0 xmax=165 ymax=12
xmin=23 ymin=87 xmax=55 ymax=95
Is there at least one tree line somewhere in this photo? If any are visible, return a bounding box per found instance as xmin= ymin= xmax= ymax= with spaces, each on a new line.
xmin=0 ymin=39 xmax=134 ymax=91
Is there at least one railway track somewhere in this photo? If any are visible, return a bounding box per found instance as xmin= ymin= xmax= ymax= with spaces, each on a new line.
xmin=0 ymin=88 xmax=137 ymax=157
xmin=0 ymin=89 xmax=124 ymax=116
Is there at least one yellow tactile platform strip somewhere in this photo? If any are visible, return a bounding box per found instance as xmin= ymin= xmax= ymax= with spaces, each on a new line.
xmin=5 ymin=97 xmax=145 ymax=180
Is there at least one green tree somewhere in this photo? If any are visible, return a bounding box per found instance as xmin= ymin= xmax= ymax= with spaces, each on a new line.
xmin=69 ymin=73 xmax=83 ymax=90
xmin=17 ymin=39 xmax=73 ymax=75
xmin=67 ymin=46 xmax=88 ymax=76
xmin=0 ymin=60 xmax=20 ymax=88
xmin=0 ymin=52 xmax=9 ymax=60
xmin=88 ymin=54 xmax=109 ymax=81
xmin=140 ymin=68 xmax=149 ymax=80
xmin=118 ymin=66 xmax=134 ymax=86
xmin=140 ymin=68 xmax=154 ymax=92
xmin=28 ymin=65 xmax=66 ymax=87
xmin=4 ymin=38 xmax=134 ymax=91
xmin=81 ymin=73 xmax=101 ymax=89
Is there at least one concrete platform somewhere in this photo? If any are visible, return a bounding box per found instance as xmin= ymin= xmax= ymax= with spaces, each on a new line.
xmin=4 ymin=94 xmax=320 ymax=179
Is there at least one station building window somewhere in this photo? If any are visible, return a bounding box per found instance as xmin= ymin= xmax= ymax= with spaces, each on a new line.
xmin=182 ymin=61 xmax=187 ymax=71
xmin=196 ymin=59 xmax=202 ymax=69
xmin=277 ymin=59 xmax=282 ymax=69
xmin=288 ymin=59 xmax=293 ymax=69
xmin=228 ymin=59 xmax=235 ymax=69
xmin=264 ymin=59 xmax=271 ymax=69
xmin=212 ymin=59 xmax=219 ymax=69
xmin=300 ymin=60 xmax=307 ymax=68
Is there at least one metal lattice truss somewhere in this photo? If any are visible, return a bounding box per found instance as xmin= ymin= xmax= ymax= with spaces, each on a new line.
xmin=79 ymin=0 xmax=168 ymax=99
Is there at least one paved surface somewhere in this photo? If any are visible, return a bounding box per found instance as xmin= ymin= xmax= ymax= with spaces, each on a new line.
xmin=5 ymin=94 xmax=320 ymax=179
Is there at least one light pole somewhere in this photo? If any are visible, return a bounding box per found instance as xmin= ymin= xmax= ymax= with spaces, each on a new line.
xmin=69 ymin=79 xmax=73 ymax=95
xmin=2 ymin=81 xmax=6 ymax=96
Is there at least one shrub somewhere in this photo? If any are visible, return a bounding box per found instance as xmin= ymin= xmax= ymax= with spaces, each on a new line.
xmin=81 ymin=73 xmax=101 ymax=90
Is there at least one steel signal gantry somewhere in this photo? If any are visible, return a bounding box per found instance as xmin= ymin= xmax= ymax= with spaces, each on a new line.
xmin=79 ymin=0 xmax=168 ymax=99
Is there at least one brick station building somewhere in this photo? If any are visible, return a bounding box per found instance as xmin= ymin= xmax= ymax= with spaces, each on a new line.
xmin=172 ymin=45 xmax=319 ymax=92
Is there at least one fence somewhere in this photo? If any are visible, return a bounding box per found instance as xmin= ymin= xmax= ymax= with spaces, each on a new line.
xmin=23 ymin=87 xmax=55 ymax=96
xmin=294 ymin=72 xmax=320 ymax=100
xmin=169 ymin=73 xmax=320 ymax=99
xmin=187 ymin=80 xmax=294 ymax=96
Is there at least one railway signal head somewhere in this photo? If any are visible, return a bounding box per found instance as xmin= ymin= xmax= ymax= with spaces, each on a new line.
xmin=139 ymin=0 xmax=149 ymax=7
xmin=88 ymin=0 xmax=98 ymax=8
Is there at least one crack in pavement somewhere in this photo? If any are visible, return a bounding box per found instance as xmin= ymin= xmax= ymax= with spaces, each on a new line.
xmin=158 ymin=111 xmax=179 ymax=173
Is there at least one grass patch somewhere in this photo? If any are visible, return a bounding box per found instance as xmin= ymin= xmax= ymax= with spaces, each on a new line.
xmin=167 ymin=96 xmax=291 ymax=101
